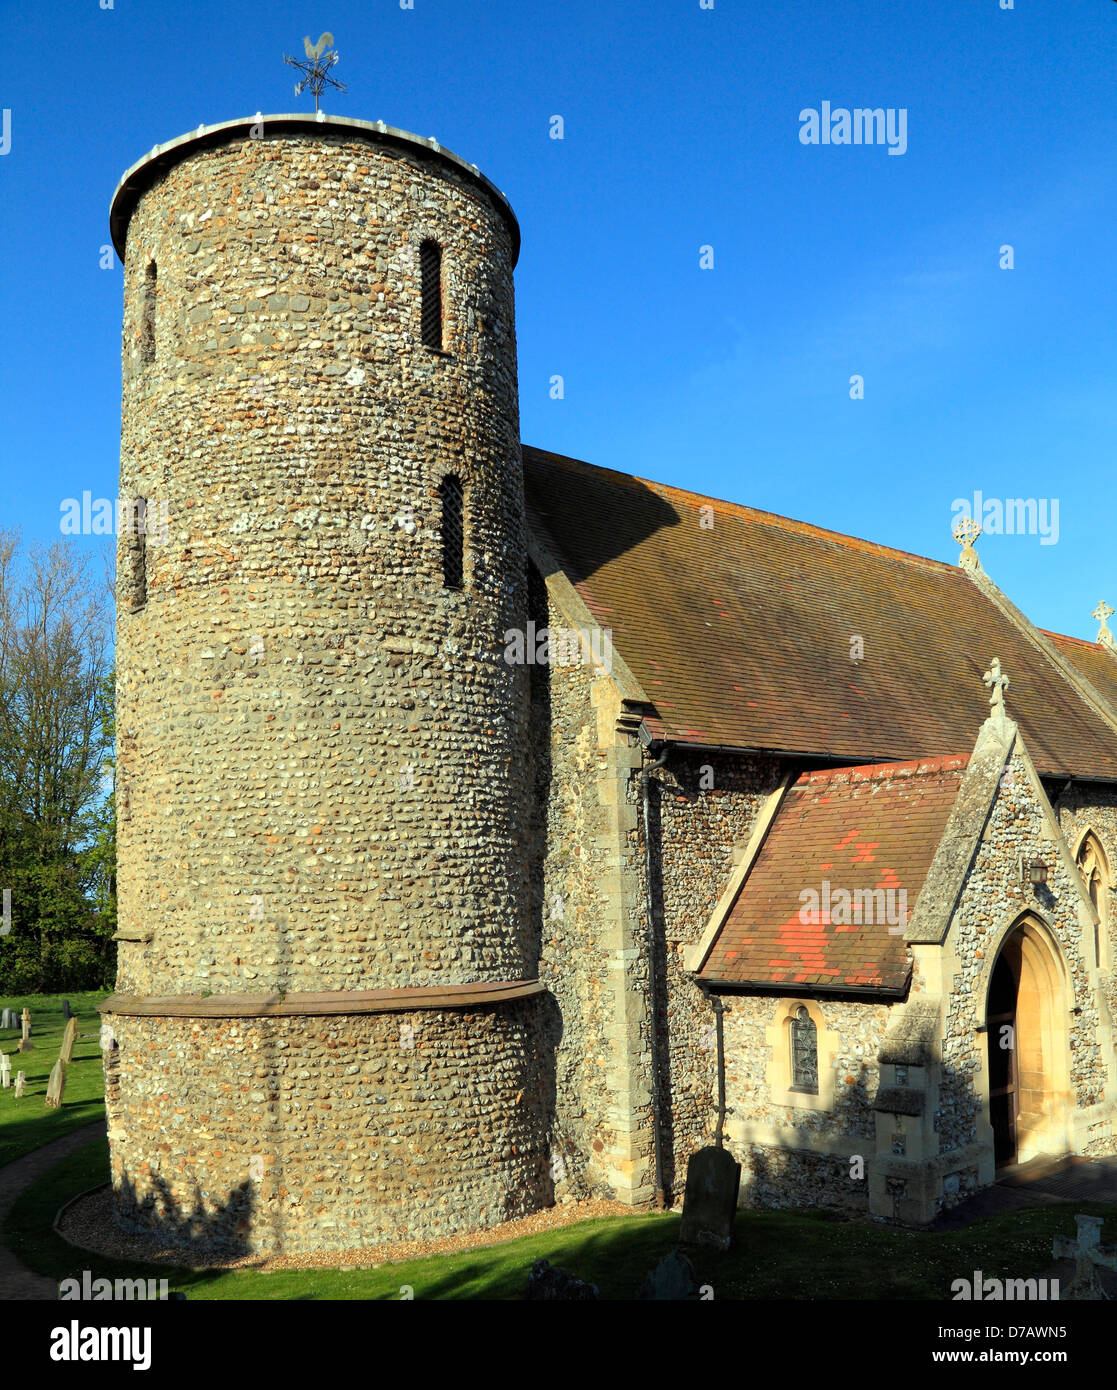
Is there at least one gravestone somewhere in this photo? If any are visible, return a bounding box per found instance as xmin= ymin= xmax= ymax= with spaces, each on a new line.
xmin=61 ymin=1000 xmax=71 ymax=1021
xmin=1054 ymin=1214 xmax=1117 ymax=1300
xmin=0 ymin=1053 xmax=9 ymax=1089
xmin=16 ymin=1037 xmax=32 ymax=1053
xmin=13 ymin=1071 xmax=24 ymax=1098
xmin=44 ymin=1058 xmax=65 ymax=1109
xmin=523 ymin=1258 xmax=599 ymax=1300
xmin=678 ymin=1145 xmax=741 ymax=1252
xmin=0 ymin=1009 xmax=13 ymax=1030
xmin=20 ymin=1008 xmax=30 ymax=1041
xmin=636 ymin=1249 xmax=701 ymax=1300
xmin=59 ymin=1016 xmax=78 ymax=1064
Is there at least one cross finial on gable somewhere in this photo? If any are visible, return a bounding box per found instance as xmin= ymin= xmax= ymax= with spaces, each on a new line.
xmin=952 ymin=516 xmax=982 ymax=572
xmin=982 ymin=657 xmax=1010 ymax=720
xmin=1094 ymin=600 xmax=1116 ymax=651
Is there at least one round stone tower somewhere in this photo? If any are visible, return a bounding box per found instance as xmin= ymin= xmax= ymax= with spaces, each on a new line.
xmin=102 ymin=114 xmax=549 ymax=1254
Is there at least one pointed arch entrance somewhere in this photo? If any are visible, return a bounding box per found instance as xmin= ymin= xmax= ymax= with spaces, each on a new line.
xmin=985 ymin=916 xmax=1072 ymax=1166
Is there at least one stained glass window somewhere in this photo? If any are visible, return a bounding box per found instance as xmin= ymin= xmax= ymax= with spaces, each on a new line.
xmin=790 ymin=1006 xmax=818 ymax=1094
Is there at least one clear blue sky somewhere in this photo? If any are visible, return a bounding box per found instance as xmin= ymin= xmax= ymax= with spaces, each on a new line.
xmin=1 ymin=0 xmax=1115 ymax=638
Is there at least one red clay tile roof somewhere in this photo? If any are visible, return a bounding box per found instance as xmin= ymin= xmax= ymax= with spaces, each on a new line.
xmin=1042 ymin=630 xmax=1117 ymax=717
xmin=699 ymin=756 xmax=968 ymax=993
xmin=523 ymin=447 xmax=1117 ymax=780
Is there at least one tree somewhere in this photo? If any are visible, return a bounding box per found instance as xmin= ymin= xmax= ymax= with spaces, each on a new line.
xmin=0 ymin=533 xmax=115 ymax=991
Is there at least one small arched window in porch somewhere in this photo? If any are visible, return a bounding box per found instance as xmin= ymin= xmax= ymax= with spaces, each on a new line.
xmin=789 ymin=1006 xmax=818 ymax=1095
xmin=1077 ymin=832 xmax=1111 ymax=970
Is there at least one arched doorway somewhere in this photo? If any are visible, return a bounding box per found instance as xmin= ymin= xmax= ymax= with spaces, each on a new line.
xmin=986 ymin=917 xmax=1071 ymax=1166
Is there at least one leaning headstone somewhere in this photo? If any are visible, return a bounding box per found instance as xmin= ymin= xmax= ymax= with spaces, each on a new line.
xmin=678 ymin=1145 xmax=741 ymax=1252
xmin=59 ymin=1016 xmax=78 ymax=1064
xmin=20 ymin=1008 xmax=30 ymax=1041
xmin=13 ymin=1071 xmax=24 ymax=1098
xmin=61 ymin=1000 xmax=71 ymax=1021
xmin=0 ymin=1053 xmax=9 ymax=1089
xmin=523 ymin=1258 xmax=599 ymax=1300
xmin=636 ymin=1249 xmax=701 ymax=1300
xmin=44 ymin=1058 xmax=65 ymax=1109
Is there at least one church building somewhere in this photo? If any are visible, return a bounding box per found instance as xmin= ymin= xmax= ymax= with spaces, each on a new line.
xmin=101 ymin=111 xmax=1117 ymax=1253
xmin=525 ymin=448 xmax=1117 ymax=1225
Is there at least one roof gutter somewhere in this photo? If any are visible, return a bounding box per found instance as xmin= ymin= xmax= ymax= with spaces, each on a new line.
xmin=700 ymin=977 xmax=910 ymax=1000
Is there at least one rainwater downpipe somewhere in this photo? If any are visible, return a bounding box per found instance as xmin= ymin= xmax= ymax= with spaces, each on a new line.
xmin=639 ymin=742 xmax=669 ymax=1208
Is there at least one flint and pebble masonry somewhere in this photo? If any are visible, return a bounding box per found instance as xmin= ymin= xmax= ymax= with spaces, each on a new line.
xmin=105 ymin=117 xmax=550 ymax=1252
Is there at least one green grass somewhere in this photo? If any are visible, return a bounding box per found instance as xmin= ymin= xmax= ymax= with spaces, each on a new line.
xmin=0 ymin=991 xmax=109 ymax=1165
xmin=10 ymin=1136 xmax=1117 ymax=1300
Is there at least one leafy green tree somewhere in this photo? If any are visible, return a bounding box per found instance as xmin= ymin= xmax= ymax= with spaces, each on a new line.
xmin=0 ymin=535 xmax=115 ymax=992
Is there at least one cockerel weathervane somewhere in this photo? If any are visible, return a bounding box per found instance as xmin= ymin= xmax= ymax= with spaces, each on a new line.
xmin=284 ymin=32 xmax=346 ymax=113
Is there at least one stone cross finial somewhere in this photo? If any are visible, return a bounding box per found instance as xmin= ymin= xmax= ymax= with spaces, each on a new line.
xmin=1053 ymin=1214 xmax=1117 ymax=1299
xmin=1094 ymin=600 xmax=1116 ymax=651
xmin=983 ymin=657 xmax=1010 ymax=719
xmin=952 ymin=516 xmax=982 ymax=571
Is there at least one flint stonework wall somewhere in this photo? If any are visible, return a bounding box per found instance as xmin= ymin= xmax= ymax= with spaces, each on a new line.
xmin=721 ymin=996 xmax=887 ymax=1215
xmin=103 ymin=1003 xmax=548 ymax=1254
xmin=643 ymin=751 xmax=783 ymax=1196
xmin=115 ymin=129 xmax=531 ymax=997
xmin=1055 ymin=789 xmax=1117 ymax=1029
xmin=931 ymin=752 xmax=1104 ymax=1156
xmin=111 ymin=124 xmax=548 ymax=1252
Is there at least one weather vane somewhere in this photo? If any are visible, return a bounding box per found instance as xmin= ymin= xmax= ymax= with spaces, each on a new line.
xmin=284 ymin=32 xmax=346 ymax=113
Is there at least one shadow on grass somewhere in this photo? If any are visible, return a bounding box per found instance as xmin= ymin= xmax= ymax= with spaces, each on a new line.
xmin=10 ymin=1138 xmax=1117 ymax=1300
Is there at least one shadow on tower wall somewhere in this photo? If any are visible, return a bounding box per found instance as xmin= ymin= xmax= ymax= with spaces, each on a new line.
xmin=113 ymin=1166 xmax=257 ymax=1259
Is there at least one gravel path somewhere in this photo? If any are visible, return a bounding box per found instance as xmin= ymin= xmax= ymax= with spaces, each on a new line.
xmin=0 ymin=1119 xmax=107 ymax=1301
xmin=58 ymin=1188 xmax=642 ymax=1273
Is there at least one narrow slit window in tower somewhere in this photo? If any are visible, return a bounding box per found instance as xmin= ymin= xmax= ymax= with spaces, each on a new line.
xmin=131 ymin=497 xmax=148 ymax=612
xmin=140 ymin=262 xmax=157 ymax=366
xmin=440 ymin=475 xmax=464 ymax=590
xmin=420 ymin=240 xmax=443 ymax=350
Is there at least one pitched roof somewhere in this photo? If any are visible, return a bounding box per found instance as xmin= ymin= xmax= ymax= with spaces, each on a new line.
xmin=1042 ymin=630 xmax=1117 ymax=720
xmin=522 ymin=447 xmax=1117 ymax=780
xmin=698 ymin=756 xmax=968 ymax=994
